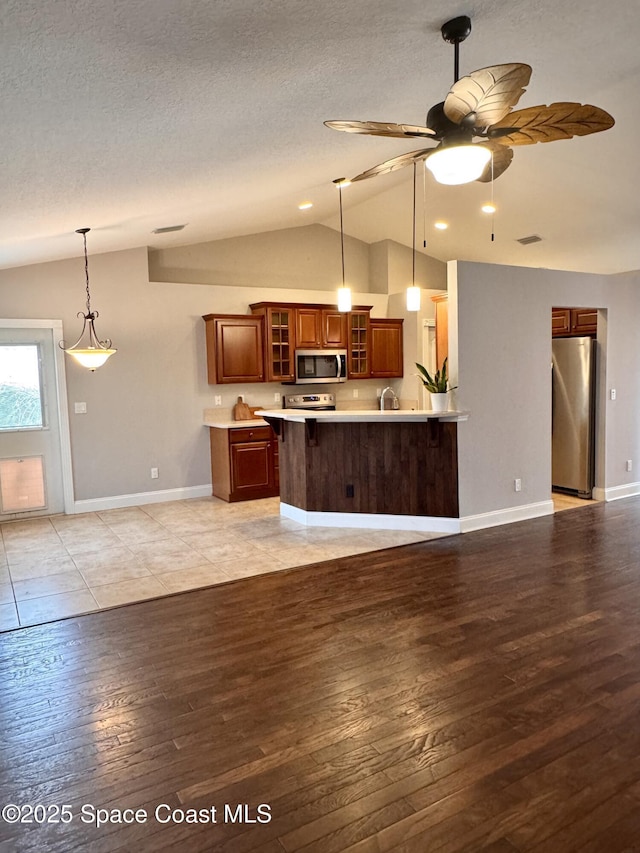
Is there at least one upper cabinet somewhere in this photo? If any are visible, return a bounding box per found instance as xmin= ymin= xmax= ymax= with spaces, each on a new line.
xmin=250 ymin=304 xmax=295 ymax=382
xmin=205 ymin=302 xmax=403 ymax=384
xmin=552 ymin=307 xmax=598 ymax=337
xmin=370 ymin=318 xmax=404 ymax=378
xmin=348 ymin=310 xmax=370 ymax=379
xmin=320 ymin=309 xmax=348 ymax=348
xmin=203 ymin=314 xmax=264 ymax=384
xmin=295 ymin=307 xmax=348 ymax=349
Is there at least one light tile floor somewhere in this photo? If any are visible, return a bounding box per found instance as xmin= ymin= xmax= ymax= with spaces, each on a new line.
xmin=552 ymin=492 xmax=599 ymax=512
xmin=0 ymin=496 xmax=444 ymax=633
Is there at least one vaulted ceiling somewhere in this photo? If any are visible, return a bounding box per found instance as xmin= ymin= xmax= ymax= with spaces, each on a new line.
xmin=0 ymin=0 xmax=636 ymax=273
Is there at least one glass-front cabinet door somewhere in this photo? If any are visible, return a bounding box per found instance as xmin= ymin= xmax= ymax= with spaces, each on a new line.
xmin=348 ymin=310 xmax=370 ymax=378
xmin=266 ymin=307 xmax=294 ymax=382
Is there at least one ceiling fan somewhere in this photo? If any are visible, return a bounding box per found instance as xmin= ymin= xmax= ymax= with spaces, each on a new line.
xmin=325 ymin=15 xmax=615 ymax=186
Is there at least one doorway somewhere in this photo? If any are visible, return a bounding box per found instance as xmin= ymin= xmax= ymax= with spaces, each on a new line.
xmin=0 ymin=321 xmax=74 ymax=519
xmin=550 ymin=306 xmax=601 ymax=512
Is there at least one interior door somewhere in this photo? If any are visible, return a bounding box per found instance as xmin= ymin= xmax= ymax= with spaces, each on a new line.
xmin=0 ymin=326 xmax=66 ymax=518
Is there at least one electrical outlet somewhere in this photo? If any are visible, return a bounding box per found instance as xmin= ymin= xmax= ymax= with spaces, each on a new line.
xmin=627 ymin=460 xmax=633 ymax=472
xmin=150 ymin=467 xmax=159 ymax=479
xmin=611 ymin=388 xmax=617 ymax=400
xmin=214 ymin=395 xmax=222 ymax=406
xmin=346 ymin=484 xmax=355 ymax=497
xmin=274 ymin=392 xmax=281 ymax=402
xmin=74 ymin=402 xmax=87 ymax=414
xmin=239 ymin=394 xmax=245 ymax=402
xmin=514 ymin=478 xmax=522 ymax=492
xmin=353 ymin=389 xmax=359 ymax=398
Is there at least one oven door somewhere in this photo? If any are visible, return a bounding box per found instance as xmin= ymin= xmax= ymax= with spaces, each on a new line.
xmin=294 ymin=350 xmax=347 ymax=384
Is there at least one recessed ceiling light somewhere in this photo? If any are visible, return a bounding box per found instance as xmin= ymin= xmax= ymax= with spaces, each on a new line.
xmin=481 ymin=203 xmax=496 ymax=214
xmin=298 ymin=201 xmax=313 ymax=210
xmin=434 ymin=221 xmax=448 ymax=230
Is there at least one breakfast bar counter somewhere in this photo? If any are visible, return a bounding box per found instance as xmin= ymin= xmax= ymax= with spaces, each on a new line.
xmin=258 ymin=409 xmax=467 ymax=531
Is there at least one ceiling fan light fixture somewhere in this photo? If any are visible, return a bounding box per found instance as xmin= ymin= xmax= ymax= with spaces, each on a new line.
xmin=426 ymin=144 xmax=491 ymax=185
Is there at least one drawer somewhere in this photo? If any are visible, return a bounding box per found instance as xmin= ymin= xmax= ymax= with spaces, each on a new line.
xmin=229 ymin=426 xmax=273 ymax=443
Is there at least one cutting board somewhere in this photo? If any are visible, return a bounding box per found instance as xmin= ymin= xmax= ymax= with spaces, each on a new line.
xmin=233 ymin=396 xmax=253 ymax=420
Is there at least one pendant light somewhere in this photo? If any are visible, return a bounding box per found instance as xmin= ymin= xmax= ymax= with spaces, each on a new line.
xmin=60 ymin=228 xmax=117 ymax=371
xmin=406 ymin=162 xmax=421 ymax=312
xmin=334 ymin=178 xmax=352 ymax=312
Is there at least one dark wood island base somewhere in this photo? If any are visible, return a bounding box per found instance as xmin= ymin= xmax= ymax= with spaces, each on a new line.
xmin=259 ymin=409 xmax=467 ymax=529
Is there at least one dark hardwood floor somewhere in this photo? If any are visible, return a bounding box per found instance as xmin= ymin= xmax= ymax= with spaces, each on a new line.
xmin=2 ymin=497 xmax=640 ymax=851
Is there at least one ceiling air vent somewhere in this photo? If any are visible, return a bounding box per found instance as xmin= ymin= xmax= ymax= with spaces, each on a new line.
xmin=516 ymin=234 xmax=543 ymax=245
xmin=152 ymin=224 xmax=186 ymax=234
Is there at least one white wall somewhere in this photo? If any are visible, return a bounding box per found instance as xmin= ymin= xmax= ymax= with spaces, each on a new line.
xmin=450 ymin=260 xmax=640 ymax=519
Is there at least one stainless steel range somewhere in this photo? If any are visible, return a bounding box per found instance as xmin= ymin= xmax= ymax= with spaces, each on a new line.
xmin=283 ymin=392 xmax=336 ymax=411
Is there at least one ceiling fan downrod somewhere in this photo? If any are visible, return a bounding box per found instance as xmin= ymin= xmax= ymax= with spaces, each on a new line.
xmin=441 ymin=15 xmax=472 ymax=83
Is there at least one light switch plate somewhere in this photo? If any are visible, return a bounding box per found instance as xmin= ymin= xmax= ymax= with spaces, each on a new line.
xmin=74 ymin=402 xmax=87 ymax=414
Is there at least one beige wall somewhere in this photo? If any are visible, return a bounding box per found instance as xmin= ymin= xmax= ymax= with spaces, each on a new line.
xmin=0 ymin=232 xmax=411 ymax=504
xmin=148 ymin=223 xmax=372 ymax=292
xmin=450 ymin=260 xmax=640 ymax=519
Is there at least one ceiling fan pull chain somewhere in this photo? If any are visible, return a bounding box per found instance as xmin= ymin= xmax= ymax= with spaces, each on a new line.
xmin=422 ymin=164 xmax=427 ymax=248
xmin=491 ymin=154 xmax=495 ymax=242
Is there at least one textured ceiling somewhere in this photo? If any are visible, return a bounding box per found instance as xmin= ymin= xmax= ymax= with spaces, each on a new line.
xmin=0 ymin=0 xmax=637 ymax=273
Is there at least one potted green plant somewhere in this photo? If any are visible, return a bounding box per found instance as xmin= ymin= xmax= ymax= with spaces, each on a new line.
xmin=415 ymin=357 xmax=457 ymax=412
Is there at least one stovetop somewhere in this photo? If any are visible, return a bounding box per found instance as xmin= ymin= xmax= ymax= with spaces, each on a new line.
xmin=283 ymin=392 xmax=336 ymax=410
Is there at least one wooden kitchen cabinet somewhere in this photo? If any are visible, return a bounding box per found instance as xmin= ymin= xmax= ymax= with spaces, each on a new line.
xmin=295 ymin=307 xmax=322 ymax=348
xmin=295 ymin=307 xmax=348 ymax=349
xmin=348 ymin=310 xmax=370 ymax=378
xmin=370 ymin=318 xmax=404 ymax=378
xmin=432 ymin=294 xmax=449 ymax=369
xmin=552 ymin=306 xmax=598 ymax=337
xmin=250 ymin=304 xmax=294 ymax=382
xmin=202 ymin=314 xmax=264 ymax=384
xmin=209 ymin=425 xmax=279 ymax=502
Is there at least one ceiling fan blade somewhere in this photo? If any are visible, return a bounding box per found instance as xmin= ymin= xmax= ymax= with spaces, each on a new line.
xmin=351 ymin=148 xmax=435 ymax=182
xmin=491 ymin=102 xmax=615 ymax=145
xmin=474 ymin=142 xmax=514 ymax=182
xmin=324 ymin=120 xmax=435 ymax=139
xmin=444 ymin=63 xmax=532 ymax=127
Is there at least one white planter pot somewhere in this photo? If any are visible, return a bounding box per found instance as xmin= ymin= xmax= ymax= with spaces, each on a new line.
xmin=429 ymin=392 xmax=448 ymax=413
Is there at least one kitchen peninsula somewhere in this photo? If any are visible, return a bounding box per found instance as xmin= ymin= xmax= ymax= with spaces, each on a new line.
xmin=259 ymin=408 xmax=468 ymax=532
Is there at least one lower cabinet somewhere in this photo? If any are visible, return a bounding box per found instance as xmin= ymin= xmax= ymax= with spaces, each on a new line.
xmin=209 ymin=425 xmax=279 ymax=502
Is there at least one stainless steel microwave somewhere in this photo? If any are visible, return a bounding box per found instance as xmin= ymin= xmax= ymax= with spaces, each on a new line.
xmin=293 ymin=349 xmax=347 ymax=384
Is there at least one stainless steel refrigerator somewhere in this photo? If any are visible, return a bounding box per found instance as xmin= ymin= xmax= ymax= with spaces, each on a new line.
xmin=552 ymin=336 xmax=596 ymax=498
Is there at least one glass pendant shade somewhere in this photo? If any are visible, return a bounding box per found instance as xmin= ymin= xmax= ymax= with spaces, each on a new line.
xmin=61 ymin=228 xmax=116 ymax=371
xmin=337 ymin=286 xmax=352 ymax=312
xmin=406 ymin=286 xmax=421 ymax=312
xmin=426 ymin=144 xmax=491 ymax=185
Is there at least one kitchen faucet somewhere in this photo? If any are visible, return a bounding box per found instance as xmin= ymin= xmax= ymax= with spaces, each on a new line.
xmin=380 ymin=386 xmax=399 ymax=411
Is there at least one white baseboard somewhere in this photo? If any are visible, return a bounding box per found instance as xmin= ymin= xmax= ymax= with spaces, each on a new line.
xmin=593 ymin=482 xmax=640 ymax=502
xmin=72 ymin=484 xmax=212 ymax=514
xmin=459 ymin=500 xmax=554 ymax=533
xmin=280 ymin=503 xmax=461 ymax=534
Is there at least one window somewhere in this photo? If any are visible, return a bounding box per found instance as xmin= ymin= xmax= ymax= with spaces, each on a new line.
xmin=0 ymin=345 xmax=45 ymax=430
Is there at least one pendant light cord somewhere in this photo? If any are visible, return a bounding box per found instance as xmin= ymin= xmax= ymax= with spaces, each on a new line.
xmin=338 ymin=182 xmax=345 ymax=286
xmin=412 ymin=161 xmax=417 ymax=285
xmin=76 ymin=228 xmax=92 ymax=316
